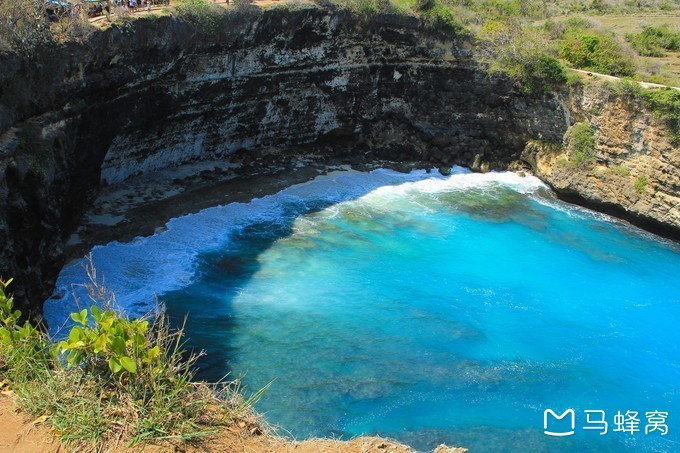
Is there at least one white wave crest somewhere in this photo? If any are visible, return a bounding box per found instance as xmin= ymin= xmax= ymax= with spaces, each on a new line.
xmin=43 ymin=168 xmax=547 ymax=335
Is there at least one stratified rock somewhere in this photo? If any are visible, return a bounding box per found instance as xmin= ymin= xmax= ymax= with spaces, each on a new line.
xmin=523 ymin=84 xmax=679 ymax=239
xmin=0 ymin=7 xmax=569 ymax=315
xmin=1 ymin=6 xmax=677 ymax=316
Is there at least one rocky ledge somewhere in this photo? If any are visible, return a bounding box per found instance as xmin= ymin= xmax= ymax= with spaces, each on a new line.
xmin=522 ymin=83 xmax=679 ymax=239
xmin=0 ymin=5 xmax=676 ymax=316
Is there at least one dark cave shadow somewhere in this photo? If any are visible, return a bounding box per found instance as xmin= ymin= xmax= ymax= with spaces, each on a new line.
xmin=162 ymin=177 xmax=556 ymax=383
xmin=165 ymin=220 xmax=295 ymax=382
xmin=161 ymin=176 xmax=412 ymax=383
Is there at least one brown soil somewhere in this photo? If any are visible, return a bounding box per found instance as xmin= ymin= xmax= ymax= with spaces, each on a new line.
xmin=0 ymin=394 xmax=60 ymax=453
xmin=0 ymin=393 xmax=434 ymax=453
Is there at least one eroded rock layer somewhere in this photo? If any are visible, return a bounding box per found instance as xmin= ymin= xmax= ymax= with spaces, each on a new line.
xmin=0 ymin=6 xmax=676 ymax=315
xmin=523 ymin=84 xmax=679 ymax=238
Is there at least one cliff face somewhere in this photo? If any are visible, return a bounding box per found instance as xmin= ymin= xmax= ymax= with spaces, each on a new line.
xmin=0 ymin=7 xmax=570 ymax=315
xmin=523 ymin=84 xmax=679 ymax=238
xmin=0 ymin=6 xmax=675 ymax=316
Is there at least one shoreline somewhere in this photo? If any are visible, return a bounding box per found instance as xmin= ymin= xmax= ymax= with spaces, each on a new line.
xmin=67 ymin=152 xmax=679 ymax=269
xmin=65 ymin=154 xmax=427 ymax=263
xmin=40 ymin=156 xmax=678 ymax=453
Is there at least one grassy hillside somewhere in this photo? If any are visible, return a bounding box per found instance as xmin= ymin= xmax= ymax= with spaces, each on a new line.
xmin=329 ymin=0 xmax=680 ymax=86
xmin=2 ymin=0 xmax=679 ymax=86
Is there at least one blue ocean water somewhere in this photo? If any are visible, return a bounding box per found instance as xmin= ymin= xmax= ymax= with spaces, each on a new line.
xmin=46 ymin=169 xmax=680 ymax=452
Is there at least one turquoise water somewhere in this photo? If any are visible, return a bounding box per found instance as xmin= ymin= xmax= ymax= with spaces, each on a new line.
xmin=47 ymin=169 xmax=680 ymax=452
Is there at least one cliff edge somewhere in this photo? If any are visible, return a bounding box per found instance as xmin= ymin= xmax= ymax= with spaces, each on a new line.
xmin=0 ymin=5 xmax=676 ymax=318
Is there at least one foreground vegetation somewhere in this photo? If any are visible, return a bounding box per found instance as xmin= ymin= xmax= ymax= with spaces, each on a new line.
xmin=0 ymin=274 xmax=266 ymax=449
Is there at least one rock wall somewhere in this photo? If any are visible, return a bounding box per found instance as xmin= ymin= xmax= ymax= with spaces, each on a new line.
xmin=523 ymin=83 xmax=679 ymax=239
xmin=1 ymin=5 xmax=675 ymax=316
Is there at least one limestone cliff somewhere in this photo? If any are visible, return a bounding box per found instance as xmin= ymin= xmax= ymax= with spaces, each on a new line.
xmin=0 ymin=5 xmax=676 ymax=316
xmin=0 ymin=6 xmax=570 ymax=315
xmin=522 ymin=83 xmax=679 ymax=238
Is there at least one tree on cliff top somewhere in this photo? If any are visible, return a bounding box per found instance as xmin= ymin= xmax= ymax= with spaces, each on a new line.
xmin=0 ymin=0 xmax=90 ymax=54
xmin=478 ymin=19 xmax=567 ymax=92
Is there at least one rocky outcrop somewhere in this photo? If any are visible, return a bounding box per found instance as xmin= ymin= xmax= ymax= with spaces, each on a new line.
xmin=0 ymin=6 xmax=571 ymax=316
xmin=522 ymin=83 xmax=679 ymax=239
xmin=2 ymin=5 xmax=679 ymax=317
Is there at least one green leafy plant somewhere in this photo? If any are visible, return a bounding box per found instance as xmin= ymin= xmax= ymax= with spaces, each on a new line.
xmin=559 ymin=32 xmax=636 ymax=77
xmin=567 ymin=122 xmax=597 ymax=167
xmin=642 ymin=88 xmax=680 ymax=146
xmin=479 ymin=19 xmax=566 ymax=92
xmin=57 ymin=307 xmax=160 ymax=376
xmin=635 ymin=175 xmax=648 ymax=194
xmin=0 ymin=278 xmax=46 ymax=364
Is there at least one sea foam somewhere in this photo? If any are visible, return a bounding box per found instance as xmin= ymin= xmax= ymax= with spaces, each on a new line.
xmin=43 ymin=168 xmax=547 ymax=335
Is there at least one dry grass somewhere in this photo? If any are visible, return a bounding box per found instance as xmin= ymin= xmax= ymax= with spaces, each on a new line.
xmin=592 ymin=13 xmax=680 ymax=86
xmin=0 ymin=272 xmax=270 ymax=452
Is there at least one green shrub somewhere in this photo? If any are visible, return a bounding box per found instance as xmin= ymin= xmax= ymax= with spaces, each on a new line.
xmin=564 ymin=16 xmax=593 ymax=30
xmin=480 ymin=20 xmax=566 ymax=92
xmin=527 ymin=54 xmax=567 ymax=89
xmin=56 ymin=307 xmax=160 ymax=376
xmin=567 ymin=122 xmax=597 ymax=167
xmin=0 ymin=279 xmax=50 ymax=382
xmin=642 ymin=88 xmax=680 ymax=146
xmin=626 ymin=25 xmax=680 ymax=57
xmin=331 ymin=0 xmax=469 ymax=36
xmin=0 ymin=0 xmax=54 ymax=54
xmin=0 ymin=0 xmax=91 ymax=54
xmin=420 ymin=0 xmax=468 ymax=37
xmin=474 ymin=0 xmax=548 ymax=19
xmin=174 ymin=0 xmax=223 ymax=34
xmin=635 ymin=175 xmax=647 ymax=194
xmin=334 ymin=0 xmax=403 ymax=15
xmin=608 ymin=79 xmax=643 ymax=98
xmin=0 ymin=274 xmax=267 ymax=449
xmin=559 ymin=32 xmax=636 ymax=77
xmin=588 ymin=0 xmax=609 ymax=13
xmin=603 ymin=79 xmax=644 ymax=112
xmin=609 ymin=165 xmax=630 ymax=176
xmin=566 ymin=70 xmax=586 ymax=86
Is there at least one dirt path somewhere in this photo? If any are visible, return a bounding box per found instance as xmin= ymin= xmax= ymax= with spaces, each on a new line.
xmin=569 ymin=68 xmax=680 ymax=90
xmin=0 ymin=395 xmax=60 ymax=453
xmin=1 ymin=393 xmax=465 ymax=453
